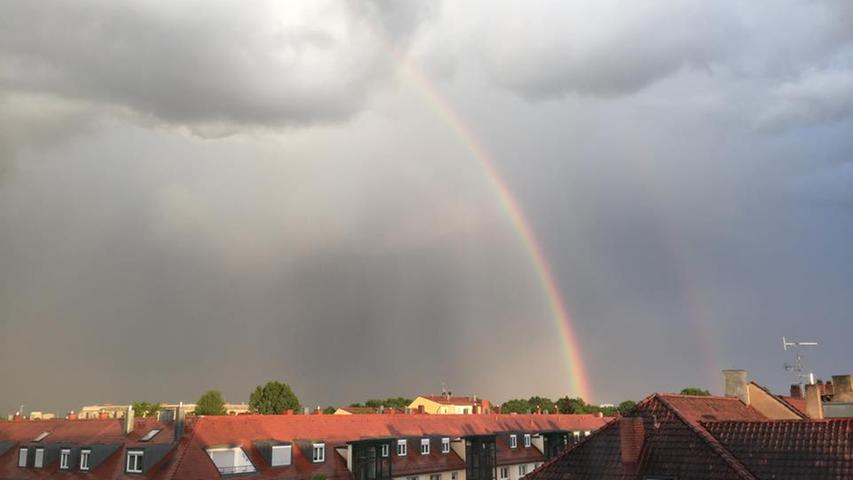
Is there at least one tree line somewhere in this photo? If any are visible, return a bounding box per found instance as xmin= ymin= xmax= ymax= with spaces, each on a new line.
xmin=131 ymin=383 xmax=711 ymax=417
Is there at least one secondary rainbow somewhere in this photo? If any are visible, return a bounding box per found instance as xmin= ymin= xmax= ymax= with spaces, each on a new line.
xmin=375 ymin=31 xmax=592 ymax=400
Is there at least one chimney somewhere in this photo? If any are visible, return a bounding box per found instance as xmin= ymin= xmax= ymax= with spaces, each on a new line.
xmin=723 ymin=369 xmax=750 ymax=405
xmin=619 ymin=417 xmax=644 ymax=465
xmin=595 ymin=412 xmax=604 ymax=418
xmin=378 ymin=405 xmax=384 ymax=414
xmin=790 ymin=384 xmax=803 ymax=398
xmin=174 ymin=402 xmax=185 ymax=442
xmin=482 ymin=400 xmax=491 ymax=414
xmin=314 ymin=406 xmax=322 ymax=415
xmin=123 ymin=405 xmax=135 ymax=435
xmin=496 ymin=406 xmax=502 ymax=415
xmin=285 ymin=409 xmax=294 ymax=415
xmin=805 ymin=384 xmax=824 ymax=419
xmin=66 ymin=411 xmax=77 ymax=420
xmin=832 ymin=375 xmax=853 ymax=398
xmin=12 ymin=413 xmax=22 ymax=422
xmin=825 ymin=381 xmax=834 ymax=396
xmin=303 ymin=407 xmax=309 ymax=415
xmin=417 ymin=405 xmax=425 ymax=414
xmin=98 ymin=411 xmax=110 ymax=420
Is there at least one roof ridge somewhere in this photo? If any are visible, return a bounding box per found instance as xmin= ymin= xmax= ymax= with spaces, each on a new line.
xmin=655 ymin=394 xmax=758 ymax=480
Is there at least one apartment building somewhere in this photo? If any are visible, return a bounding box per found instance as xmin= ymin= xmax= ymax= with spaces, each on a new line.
xmin=408 ymin=395 xmax=491 ymax=415
xmin=78 ymin=402 xmax=250 ymax=420
xmin=0 ymin=410 xmax=608 ymax=479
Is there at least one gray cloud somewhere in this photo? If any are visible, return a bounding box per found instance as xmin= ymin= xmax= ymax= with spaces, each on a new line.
xmin=0 ymin=1 xmax=392 ymax=129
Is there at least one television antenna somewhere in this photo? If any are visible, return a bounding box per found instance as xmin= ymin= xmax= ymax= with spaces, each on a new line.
xmin=782 ymin=336 xmax=819 ymax=386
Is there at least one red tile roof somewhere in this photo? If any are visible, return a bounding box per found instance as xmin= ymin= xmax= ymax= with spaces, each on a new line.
xmin=704 ymin=419 xmax=853 ymax=479
xmin=528 ymin=394 xmax=766 ymax=480
xmin=421 ymin=396 xmax=486 ymax=406
xmin=780 ymin=396 xmax=809 ymax=417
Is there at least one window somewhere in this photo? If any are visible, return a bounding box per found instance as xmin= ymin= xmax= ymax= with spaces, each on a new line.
xmin=420 ymin=438 xmax=430 ymax=455
xmin=206 ymin=447 xmax=256 ymax=474
xmin=441 ymin=437 xmax=450 ymax=453
xmin=80 ymin=449 xmax=91 ymax=470
xmin=499 ymin=467 xmax=509 ymax=479
xmin=584 ymin=431 xmax=591 ymax=437
xmin=406 ymin=477 xmax=418 ymax=480
xmin=430 ymin=475 xmax=441 ymax=480
xmin=524 ymin=434 xmax=531 ymax=447
xmin=397 ymin=439 xmax=407 ymax=456
xmin=312 ymin=443 xmax=325 ymax=463
xmin=34 ymin=448 xmax=45 ymax=468
xmin=33 ymin=432 xmax=50 ymax=442
xmin=126 ymin=450 xmax=144 ymax=473
xmin=271 ymin=445 xmax=292 ymax=467
xmin=381 ymin=444 xmax=390 ymax=457
xmin=140 ymin=429 xmax=161 ymax=441
xmin=509 ymin=434 xmax=517 ymax=448
xmin=60 ymin=449 xmax=71 ymax=469
xmin=17 ymin=448 xmax=27 ymax=467
xmin=451 ymin=472 xmax=458 ymax=480
xmin=518 ymin=464 xmax=528 ymax=477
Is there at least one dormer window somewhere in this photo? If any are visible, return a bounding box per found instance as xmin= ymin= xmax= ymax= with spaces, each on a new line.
xmin=397 ymin=439 xmax=407 ymax=456
xmin=271 ymin=445 xmax=292 ymax=467
xmin=80 ymin=449 xmax=91 ymax=470
xmin=312 ymin=443 xmax=325 ymax=463
xmin=524 ymin=434 xmax=531 ymax=448
xmin=207 ymin=447 xmax=256 ymax=474
xmin=34 ymin=448 xmax=45 ymax=468
xmin=17 ymin=448 xmax=27 ymax=467
xmin=509 ymin=434 xmax=517 ymax=448
xmin=420 ymin=438 xmax=430 ymax=455
xmin=442 ymin=437 xmax=450 ymax=453
xmin=381 ymin=444 xmax=390 ymax=457
xmin=60 ymin=449 xmax=71 ymax=469
xmin=126 ymin=450 xmax=144 ymax=474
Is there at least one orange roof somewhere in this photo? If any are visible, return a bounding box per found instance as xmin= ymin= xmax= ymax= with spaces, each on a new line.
xmin=421 ymin=395 xmax=486 ymax=406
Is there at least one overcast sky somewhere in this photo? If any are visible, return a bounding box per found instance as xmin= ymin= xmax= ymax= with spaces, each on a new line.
xmin=2 ymin=0 xmax=852 ymax=416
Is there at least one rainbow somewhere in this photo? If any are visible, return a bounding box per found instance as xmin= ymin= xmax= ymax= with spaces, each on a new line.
xmin=373 ymin=30 xmax=592 ymax=401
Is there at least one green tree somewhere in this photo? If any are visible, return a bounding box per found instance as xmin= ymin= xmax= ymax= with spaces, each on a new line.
xmin=680 ymin=387 xmax=711 ymax=396
xmin=527 ymin=396 xmax=555 ymax=413
xmin=382 ymin=397 xmax=413 ymax=410
xmin=617 ymin=400 xmax=637 ymax=415
xmin=132 ymin=402 xmax=162 ymax=417
xmin=323 ymin=406 xmax=337 ymax=415
xmin=249 ymin=381 xmax=301 ymax=414
xmin=195 ymin=390 xmax=227 ymax=416
xmin=501 ymin=398 xmax=532 ymax=413
xmin=556 ymin=396 xmax=587 ymax=414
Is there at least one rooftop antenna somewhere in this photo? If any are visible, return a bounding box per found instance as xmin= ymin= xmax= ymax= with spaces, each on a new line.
xmin=782 ymin=336 xmax=819 ymax=386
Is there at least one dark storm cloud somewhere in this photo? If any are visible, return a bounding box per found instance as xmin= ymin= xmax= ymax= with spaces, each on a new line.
xmin=0 ymin=1 xmax=392 ymax=128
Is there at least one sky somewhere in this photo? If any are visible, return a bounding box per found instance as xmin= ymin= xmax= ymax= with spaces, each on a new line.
xmin=1 ymin=0 xmax=852 ymax=416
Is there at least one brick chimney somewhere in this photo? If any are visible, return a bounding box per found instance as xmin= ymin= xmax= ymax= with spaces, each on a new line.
xmin=12 ymin=413 xmax=22 ymax=422
xmin=805 ymin=384 xmax=823 ymax=419
xmin=284 ymin=409 xmax=294 ymax=415
xmin=723 ymin=369 xmax=750 ymax=405
xmin=314 ymin=406 xmax=322 ymax=415
xmin=66 ymin=411 xmax=77 ymax=420
xmin=832 ymin=375 xmax=853 ymax=400
xmin=619 ymin=417 xmax=644 ymax=465
xmin=790 ymin=384 xmax=803 ymax=398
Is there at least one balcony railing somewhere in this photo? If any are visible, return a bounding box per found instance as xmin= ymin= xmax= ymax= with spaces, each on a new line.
xmin=216 ymin=464 xmax=257 ymax=475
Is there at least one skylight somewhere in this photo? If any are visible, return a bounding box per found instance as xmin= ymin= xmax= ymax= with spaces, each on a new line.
xmin=32 ymin=432 xmax=49 ymax=442
xmin=140 ymin=429 xmax=161 ymax=441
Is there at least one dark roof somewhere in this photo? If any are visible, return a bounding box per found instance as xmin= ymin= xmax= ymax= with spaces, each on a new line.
xmin=528 ymin=393 xmax=766 ymax=480
xmin=704 ymin=419 xmax=853 ymax=479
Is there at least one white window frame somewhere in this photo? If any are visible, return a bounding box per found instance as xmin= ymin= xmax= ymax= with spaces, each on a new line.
xmin=397 ymin=439 xmax=407 ymax=456
xmin=524 ymin=434 xmax=531 ymax=448
xmin=518 ymin=464 xmax=527 ymax=476
xmin=126 ymin=450 xmax=144 ymax=473
xmin=430 ymin=474 xmax=441 ymax=480
xmin=499 ymin=467 xmax=509 ymax=479
xmin=420 ymin=438 xmax=430 ymax=455
xmin=80 ymin=449 xmax=91 ymax=470
xmin=60 ymin=449 xmax=71 ymax=469
xmin=441 ymin=437 xmax=450 ymax=453
xmin=34 ymin=448 xmax=45 ymax=468
xmin=509 ymin=434 xmax=517 ymax=449
xmin=381 ymin=444 xmax=390 ymax=457
xmin=17 ymin=447 xmax=27 ymax=467
xmin=312 ymin=443 xmax=325 ymax=463
xmin=451 ymin=472 xmax=458 ymax=480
